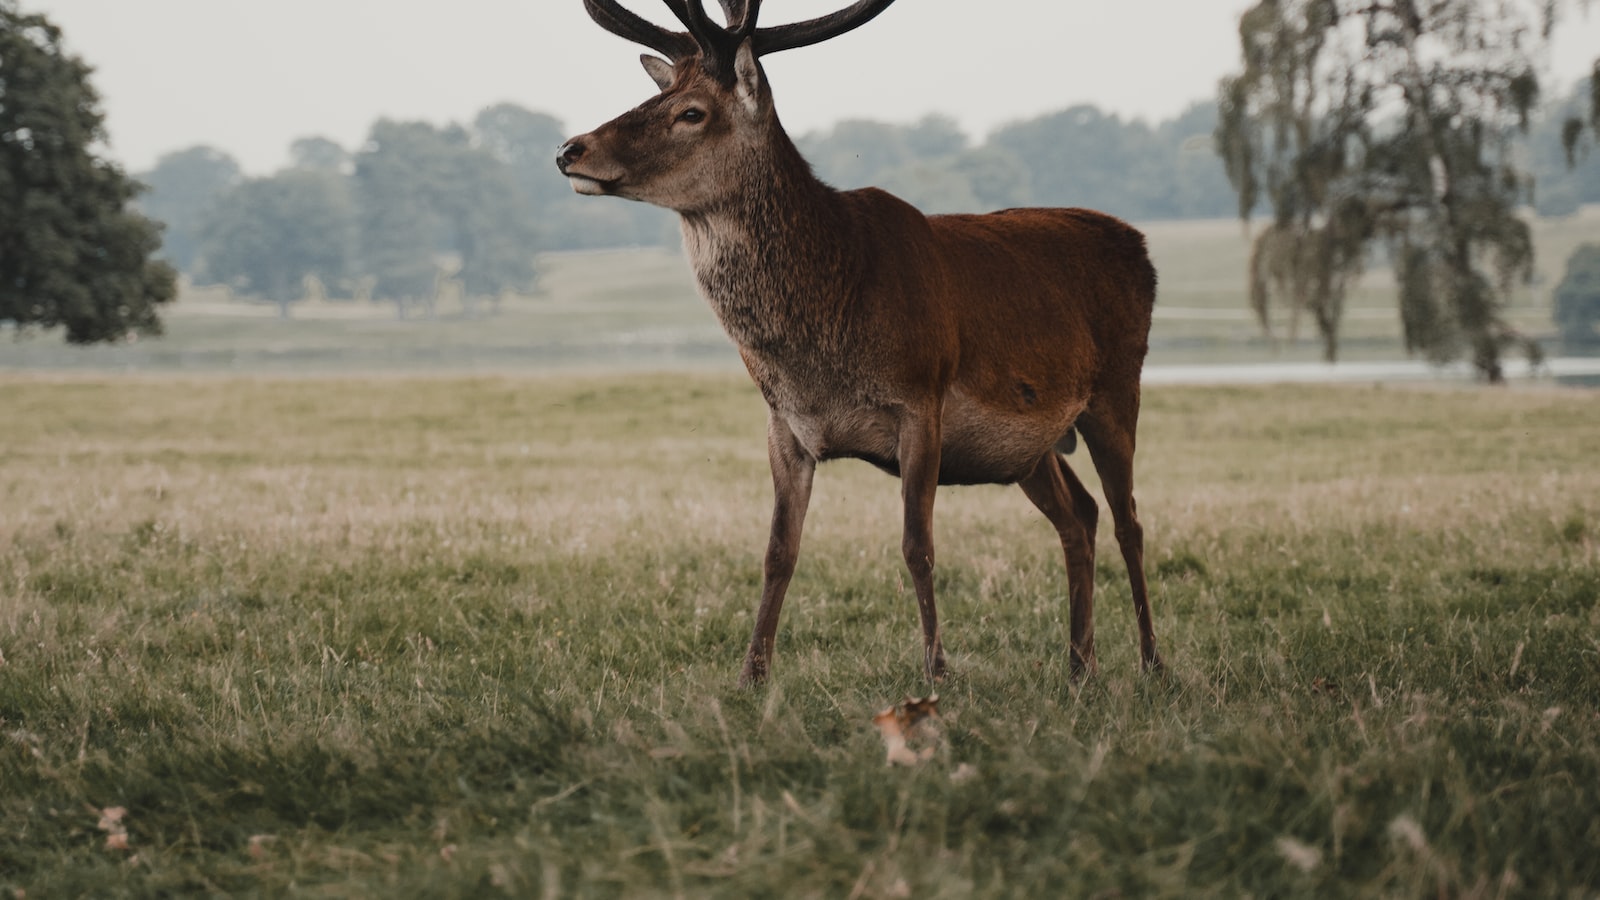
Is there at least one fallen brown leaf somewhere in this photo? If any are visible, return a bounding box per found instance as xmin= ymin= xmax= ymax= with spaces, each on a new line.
xmin=95 ymin=806 xmax=132 ymax=852
xmin=1274 ymin=835 xmax=1323 ymax=873
xmin=247 ymin=834 xmax=276 ymax=859
xmin=872 ymin=694 xmax=942 ymax=766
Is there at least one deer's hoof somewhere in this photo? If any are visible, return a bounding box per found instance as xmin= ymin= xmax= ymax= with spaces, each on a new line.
xmin=738 ymin=657 xmax=769 ymax=688
xmin=1069 ymin=652 xmax=1099 ymax=682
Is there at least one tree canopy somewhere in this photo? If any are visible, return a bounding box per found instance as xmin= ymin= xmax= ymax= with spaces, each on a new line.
xmin=201 ymin=169 xmax=355 ymax=315
xmin=794 ymin=108 xmax=1238 ymax=221
xmin=353 ymin=119 xmax=538 ymax=310
xmin=136 ymin=145 xmax=240 ymax=272
xmin=1529 ymin=77 xmax=1600 ymax=216
xmin=0 ymin=1 xmax=175 ymax=342
xmin=288 ymin=136 xmax=350 ymax=175
xmin=1217 ymin=0 xmax=1558 ymax=380
xmin=131 ymin=99 xmax=1288 ymax=296
xmin=1555 ymin=242 xmax=1600 ymax=344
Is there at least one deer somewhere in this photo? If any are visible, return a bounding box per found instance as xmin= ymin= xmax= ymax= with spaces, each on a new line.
xmin=557 ymin=0 xmax=1164 ymax=686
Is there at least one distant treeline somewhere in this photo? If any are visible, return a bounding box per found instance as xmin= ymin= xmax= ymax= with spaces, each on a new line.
xmin=136 ymin=85 xmax=1600 ymax=309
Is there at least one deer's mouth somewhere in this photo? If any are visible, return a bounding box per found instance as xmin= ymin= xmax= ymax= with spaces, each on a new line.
xmin=567 ymin=174 xmax=616 ymax=196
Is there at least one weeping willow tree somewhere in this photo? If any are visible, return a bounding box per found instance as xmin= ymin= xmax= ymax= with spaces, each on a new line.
xmin=1217 ymin=0 xmax=1561 ymax=381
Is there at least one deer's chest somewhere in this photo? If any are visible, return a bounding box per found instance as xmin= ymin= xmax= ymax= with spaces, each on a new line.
xmin=745 ymin=351 xmax=905 ymax=469
xmin=783 ymin=404 xmax=901 ymax=470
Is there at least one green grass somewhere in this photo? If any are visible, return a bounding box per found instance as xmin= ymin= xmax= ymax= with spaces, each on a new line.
xmin=2 ymin=374 xmax=1599 ymax=896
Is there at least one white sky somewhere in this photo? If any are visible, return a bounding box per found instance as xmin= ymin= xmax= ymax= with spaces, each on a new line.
xmin=20 ymin=0 xmax=1600 ymax=175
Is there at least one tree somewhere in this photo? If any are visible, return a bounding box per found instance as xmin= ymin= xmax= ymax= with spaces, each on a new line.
xmin=353 ymin=119 xmax=537 ymax=315
xmin=1552 ymin=8 xmax=1599 ymax=165
xmin=136 ymin=145 xmax=242 ymax=273
xmin=990 ymin=105 xmax=1158 ymax=216
xmin=1555 ymin=243 xmax=1600 ymax=344
xmin=1217 ymin=0 xmax=1551 ymax=380
xmin=0 ymin=1 xmax=176 ymax=342
xmin=443 ymin=150 xmax=539 ymax=302
xmin=794 ymin=116 xmax=1021 ymax=215
xmin=1156 ymin=103 xmax=1242 ymax=219
xmin=877 ymin=161 xmax=981 ymax=214
xmin=353 ymin=121 xmax=451 ymax=313
xmin=791 ymin=106 xmax=1232 ymax=219
xmin=901 ymin=114 xmax=968 ymax=159
xmin=799 ymin=119 xmax=921 ymax=188
xmin=948 ymin=146 xmax=1033 ymax=210
xmin=472 ymin=102 xmax=568 ymax=210
xmin=471 ymin=102 xmax=677 ymax=253
xmin=200 ymin=170 xmax=356 ymax=316
xmin=288 ymin=136 xmax=350 ymax=175
xmin=1528 ymin=77 xmax=1600 ymax=217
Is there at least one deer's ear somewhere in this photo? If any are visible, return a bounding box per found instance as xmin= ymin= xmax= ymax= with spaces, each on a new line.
xmin=733 ymin=40 xmax=762 ymax=114
xmin=640 ymin=54 xmax=676 ymax=91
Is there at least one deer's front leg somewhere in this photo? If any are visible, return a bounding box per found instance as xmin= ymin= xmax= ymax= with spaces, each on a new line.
xmin=739 ymin=414 xmax=815 ymax=686
xmin=898 ymin=410 xmax=945 ymax=681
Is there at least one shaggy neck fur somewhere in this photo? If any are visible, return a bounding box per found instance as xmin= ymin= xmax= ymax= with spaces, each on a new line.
xmin=679 ymin=124 xmax=858 ymax=356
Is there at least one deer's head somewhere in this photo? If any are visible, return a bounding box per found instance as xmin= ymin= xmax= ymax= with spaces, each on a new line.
xmin=556 ymin=0 xmax=896 ymax=213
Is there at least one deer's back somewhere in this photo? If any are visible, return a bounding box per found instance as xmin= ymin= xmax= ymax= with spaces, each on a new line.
xmin=927 ymin=207 xmax=1156 ymax=354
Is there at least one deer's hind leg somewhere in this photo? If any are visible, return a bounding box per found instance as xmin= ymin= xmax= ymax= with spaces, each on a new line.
xmin=1078 ymin=390 xmax=1163 ymax=672
xmin=1019 ymin=451 xmax=1101 ymax=678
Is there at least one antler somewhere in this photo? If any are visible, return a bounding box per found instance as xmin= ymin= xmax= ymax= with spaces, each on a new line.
xmin=714 ymin=0 xmax=749 ymax=28
xmin=661 ymin=0 xmax=733 ymax=55
xmin=582 ymin=0 xmax=897 ymax=82
xmin=750 ymin=0 xmax=898 ymax=55
xmin=582 ymin=0 xmax=698 ymax=61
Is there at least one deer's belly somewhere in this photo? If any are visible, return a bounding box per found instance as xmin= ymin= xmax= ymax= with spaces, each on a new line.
xmin=938 ymin=390 xmax=1083 ymax=484
xmin=777 ymin=393 xmax=1078 ymax=486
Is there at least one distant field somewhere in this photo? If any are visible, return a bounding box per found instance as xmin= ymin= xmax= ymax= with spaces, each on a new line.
xmin=3 ymin=210 xmax=1597 ymax=373
xmin=2 ymin=373 xmax=1598 ymax=895
xmin=0 ymin=247 xmax=728 ymax=374
xmin=1141 ymin=209 xmax=1600 ymax=345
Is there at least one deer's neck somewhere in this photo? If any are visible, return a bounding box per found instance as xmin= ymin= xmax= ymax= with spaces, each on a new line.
xmin=680 ymin=134 xmax=855 ymax=355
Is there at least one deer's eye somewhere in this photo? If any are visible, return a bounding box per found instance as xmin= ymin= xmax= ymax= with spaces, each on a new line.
xmin=677 ymin=108 xmax=706 ymax=124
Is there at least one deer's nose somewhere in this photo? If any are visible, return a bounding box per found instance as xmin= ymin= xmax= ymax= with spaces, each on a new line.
xmin=556 ymin=141 xmax=586 ymax=173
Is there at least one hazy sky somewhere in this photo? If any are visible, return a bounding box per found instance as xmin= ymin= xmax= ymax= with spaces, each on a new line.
xmin=22 ymin=0 xmax=1600 ymax=175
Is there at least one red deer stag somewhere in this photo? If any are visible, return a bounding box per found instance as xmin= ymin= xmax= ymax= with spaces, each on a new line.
xmin=557 ymin=0 xmax=1163 ymax=684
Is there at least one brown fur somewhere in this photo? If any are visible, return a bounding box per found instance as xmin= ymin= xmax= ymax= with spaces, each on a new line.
xmin=558 ymin=19 xmax=1163 ymax=684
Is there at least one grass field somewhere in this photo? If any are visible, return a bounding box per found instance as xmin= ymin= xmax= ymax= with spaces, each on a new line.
xmin=2 ymin=373 xmax=1598 ymax=896
xmin=3 ymin=209 xmax=1597 ymax=374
